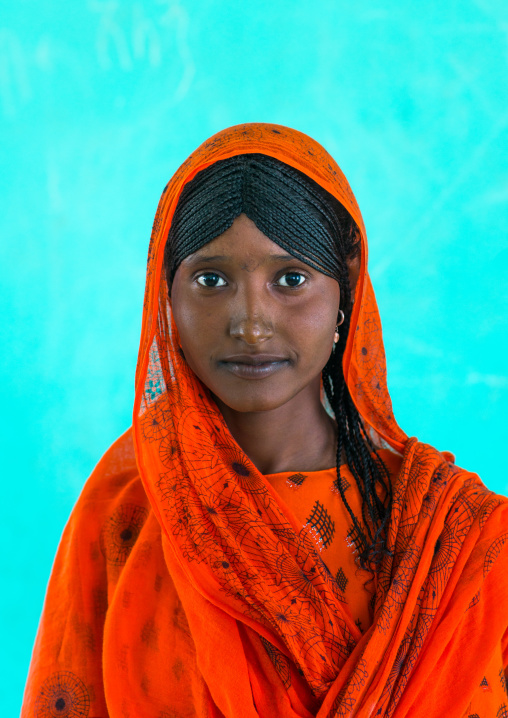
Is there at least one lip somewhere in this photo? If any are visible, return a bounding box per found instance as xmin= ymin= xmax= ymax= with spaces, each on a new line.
xmin=218 ymin=354 xmax=291 ymax=379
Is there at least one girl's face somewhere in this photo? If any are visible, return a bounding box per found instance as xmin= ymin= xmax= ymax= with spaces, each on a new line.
xmin=171 ymin=213 xmax=358 ymax=414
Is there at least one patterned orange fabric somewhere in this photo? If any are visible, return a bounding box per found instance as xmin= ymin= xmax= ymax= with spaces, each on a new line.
xmin=263 ymin=451 xmax=405 ymax=637
xmin=23 ymin=123 xmax=508 ymax=717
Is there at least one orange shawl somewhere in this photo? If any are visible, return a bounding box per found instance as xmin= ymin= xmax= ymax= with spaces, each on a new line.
xmin=23 ymin=124 xmax=508 ymax=717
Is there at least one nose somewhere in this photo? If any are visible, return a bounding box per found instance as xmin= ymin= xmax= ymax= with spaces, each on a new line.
xmin=229 ymin=313 xmax=274 ymax=344
xmin=229 ymin=286 xmax=274 ymax=344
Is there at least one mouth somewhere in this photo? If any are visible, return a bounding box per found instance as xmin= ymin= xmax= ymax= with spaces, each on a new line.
xmin=217 ymin=354 xmax=291 ymax=380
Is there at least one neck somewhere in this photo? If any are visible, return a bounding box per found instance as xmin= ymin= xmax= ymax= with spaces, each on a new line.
xmin=214 ymin=379 xmax=337 ymax=475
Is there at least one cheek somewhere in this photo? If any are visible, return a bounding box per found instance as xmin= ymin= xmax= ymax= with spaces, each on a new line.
xmin=175 ymin=301 xmax=216 ymax=336
xmin=289 ymin=293 xmax=340 ymax=361
xmin=173 ymin=302 xmax=213 ymax=357
xmin=171 ymin=293 xmax=227 ymax=383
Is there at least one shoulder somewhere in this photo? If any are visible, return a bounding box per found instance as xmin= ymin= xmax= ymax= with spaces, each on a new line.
xmin=67 ymin=428 xmax=149 ymax=536
xmin=80 ymin=427 xmax=141 ymax=501
xmin=48 ymin=428 xmax=153 ymax=589
xmin=409 ymin=440 xmax=508 ymax=530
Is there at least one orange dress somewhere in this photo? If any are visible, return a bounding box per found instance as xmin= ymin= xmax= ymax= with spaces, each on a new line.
xmin=22 ymin=122 xmax=508 ymax=717
xmin=267 ymin=456 xmax=508 ymax=718
xmin=264 ymin=451 xmax=404 ymax=636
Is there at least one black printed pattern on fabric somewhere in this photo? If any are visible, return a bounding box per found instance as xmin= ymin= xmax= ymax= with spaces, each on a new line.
xmin=345 ymin=523 xmax=364 ymax=555
xmin=260 ymin=635 xmax=292 ymax=689
xmin=351 ymin=308 xmax=397 ymax=431
xmin=500 ymin=668 xmax=508 ymax=695
xmin=141 ymin=399 xmax=170 ymax=442
xmin=100 ymin=504 xmax=149 ymax=566
xmin=377 ymin=542 xmax=421 ymax=636
xmin=484 ymin=533 xmax=508 ymax=577
xmin=331 ymin=658 xmax=368 ymax=717
xmin=479 ymin=495 xmax=505 ymax=530
xmin=376 ymin=614 xmax=428 ymax=713
xmin=497 ymin=705 xmax=508 ymax=718
xmin=286 ymin=473 xmax=307 ymax=489
xmin=34 ymin=672 xmax=90 ymax=717
xmin=331 ymin=475 xmax=351 ymax=495
xmin=375 ymin=443 xmax=497 ymax=718
xmin=468 ymin=589 xmax=481 ymax=610
xmin=159 ymin=435 xmax=177 ymax=467
xmin=154 ymin=396 xmax=358 ymax=697
xmin=305 ymin=501 xmax=336 ymax=549
xmin=335 ymin=567 xmax=348 ymax=592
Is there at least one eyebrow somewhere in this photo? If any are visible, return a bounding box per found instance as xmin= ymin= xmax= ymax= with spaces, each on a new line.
xmin=186 ymin=253 xmax=299 ymax=264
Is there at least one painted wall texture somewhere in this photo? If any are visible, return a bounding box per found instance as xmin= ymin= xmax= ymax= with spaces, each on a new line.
xmin=2 ymin=1 xmax=507 ymax=712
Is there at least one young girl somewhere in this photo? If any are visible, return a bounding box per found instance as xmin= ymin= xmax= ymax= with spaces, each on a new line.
xmin=23 ymin=123 xmax=508 ymax=718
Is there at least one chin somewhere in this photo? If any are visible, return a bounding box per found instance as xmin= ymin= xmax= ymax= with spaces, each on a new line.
xmin=217 ymin=390 xmax=293 ymax=414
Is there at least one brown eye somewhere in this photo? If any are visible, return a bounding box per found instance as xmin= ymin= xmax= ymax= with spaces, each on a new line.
xmin=277 ymin=272 xmax=306 ymax=288
xmin=196 ymin=273 xmax=227 ymax=288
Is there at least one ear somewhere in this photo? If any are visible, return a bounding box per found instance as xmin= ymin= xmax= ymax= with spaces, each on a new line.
xmin=347 ymin=253 xmax=361 ymax=306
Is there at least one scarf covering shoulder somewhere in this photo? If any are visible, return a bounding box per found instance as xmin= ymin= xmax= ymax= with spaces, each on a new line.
xmin=23 ymin=124 xmax=508 ymax=718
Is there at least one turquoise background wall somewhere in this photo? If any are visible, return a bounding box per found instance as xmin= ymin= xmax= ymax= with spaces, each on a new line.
xmin=2 ymin=1 xmax=508 ymax=712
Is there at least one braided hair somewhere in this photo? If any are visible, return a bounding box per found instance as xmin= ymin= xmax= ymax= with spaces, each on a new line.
xmin=164 ymin=153 xmax=392 ymax=572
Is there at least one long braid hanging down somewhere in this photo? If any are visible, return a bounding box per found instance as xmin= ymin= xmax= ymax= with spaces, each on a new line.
xmin=164 ymin=153 xmax=393 ymax=572
xmin=322 ymin=269 xmax=392 ymax=571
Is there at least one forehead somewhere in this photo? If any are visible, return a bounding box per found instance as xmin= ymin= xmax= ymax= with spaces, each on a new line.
xmin=181 ymin=214 xmax=299 ymax=267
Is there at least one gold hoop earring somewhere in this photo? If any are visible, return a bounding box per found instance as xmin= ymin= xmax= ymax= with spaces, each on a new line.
xmin=334 ymin=310 xmax=345 ymax=344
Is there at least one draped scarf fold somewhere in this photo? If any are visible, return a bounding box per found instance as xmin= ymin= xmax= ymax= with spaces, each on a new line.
xmin=23 ymin=123 xmax=508 ymax=718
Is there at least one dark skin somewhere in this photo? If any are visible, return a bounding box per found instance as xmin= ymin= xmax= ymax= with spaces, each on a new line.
xmin=171 ymin=213 xmax=361 ymax=475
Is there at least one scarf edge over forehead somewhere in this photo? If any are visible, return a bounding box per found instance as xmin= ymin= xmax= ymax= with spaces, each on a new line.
xmin=135 ymin=121 xmax=408 ymax=454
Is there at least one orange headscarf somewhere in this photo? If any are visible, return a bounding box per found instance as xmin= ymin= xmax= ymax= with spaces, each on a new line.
xmin=23 ymin=124 xmax=508 ymax=718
